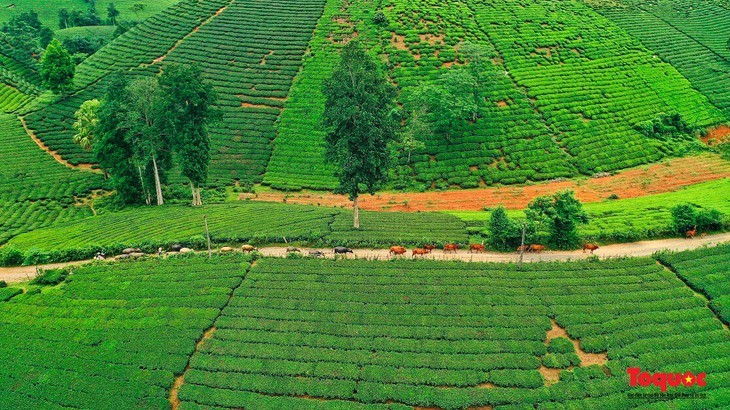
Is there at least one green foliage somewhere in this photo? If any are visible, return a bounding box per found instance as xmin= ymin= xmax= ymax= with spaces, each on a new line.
xmin=670 ymin=203 xmax=724 ymax=235
xmin=488 ymin=206 xmax=521 ymax=251
xmin=31 ymin=268 xmax=69 ymax=286
xmin=72 ymin=98 xmax=100 ymax=150
xmin=0 ymin=281 xmax=6 ymax=288
xmin=94 ymin=73 xmax=144 ymax=204
xmin=547 ymin=337 xmax=575 ymax=354
xmin=526 ymin=191 xmax=588 ymax=249
xmin=323 ymin=41 xmax=398 ymax=201
xmin=40 ymin=39 xmax=75 ymax=95
xmin=157 ymin=63 xmax=218 ymax=205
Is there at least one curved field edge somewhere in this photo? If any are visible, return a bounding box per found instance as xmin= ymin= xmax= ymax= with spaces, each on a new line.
xmin=657 ymin=244 xmax=730 ymax=327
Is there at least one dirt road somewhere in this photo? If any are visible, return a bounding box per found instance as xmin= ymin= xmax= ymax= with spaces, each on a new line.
xmin=2 ymin=233 xmax=728 ymax=284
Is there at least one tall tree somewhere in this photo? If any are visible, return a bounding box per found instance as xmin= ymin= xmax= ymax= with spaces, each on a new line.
xmin=94 ymin=74 xmax=145 ymax=204
xmin=157 ymin=64 xmax=218 ymax=206
xmin=458 ymin=42 xmax=491 ymax=122
xmin=58 ymin=9 xmax=70 ymax=29
xmin=322 ymin=41 xmax=398 ymax=228
xmin=125 ymin=77 xmax=170 ymax=206
xmin=72 ymin=99 xmax=100 ymax=150
xmin=40 ymin=39 xmax=75 ymax=96
xmin=107 ymin=3 xmax=120 ymax=25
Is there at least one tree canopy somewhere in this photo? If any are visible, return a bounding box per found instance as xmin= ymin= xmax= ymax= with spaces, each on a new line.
xmin=322 ymin=41 xmax=398 ymax=228
xmin=526 ymin=190 xmax=588 ymax=249
xmin=40 ymin=39 xmax=75 ymax=96
xmin=73 ymin=99 xmax=101 ymax=151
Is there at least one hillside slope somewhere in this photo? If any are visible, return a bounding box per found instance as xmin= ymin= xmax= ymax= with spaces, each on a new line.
xmin=265 ymin=0 xmax=726 ymax=190
xmin=21 ymin=0 xmax=327 ymax=182
xmin=8 ymin=0 xmax=729 ymax=191
xmin=0 ymin=114 xmax=105 ymax=244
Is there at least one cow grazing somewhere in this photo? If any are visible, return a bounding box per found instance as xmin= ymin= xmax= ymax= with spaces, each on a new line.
xmin=334 ymin=246 xmax=353 ymax=255
xmin=241 ymin=244 xmax=256 ymax=253
xmin=423 ymin=244 xmax=437 ymax=251
xmin=443 ymin=244 xmax=458 ymax=253
xmin=686 ymin=225 xmax=697 ymax=239
xmin=412 ymin=248 xmax=431 ymax=257
xmin=220 ymin=246 xmax=234 ymax=253
xmin=389 ymin=246 xmax=407 ymax=256
xmin=583 ymin=244 xmax=599 ymax=254
xmin=529 ymin=244 xmax=545 ymax=253
xmin=516 ymin=245 xmax=529 ymax=253
xmin=468 ymin=244 xmax=486 ymax=253
xmin=308 ymin=250 xmax=324 ymax=258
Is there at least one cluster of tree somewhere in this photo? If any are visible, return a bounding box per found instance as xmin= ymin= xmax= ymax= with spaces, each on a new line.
xmin=63 ymin=35 xmax=108 ymax=63
xmin=0 ymin=11 xmax=54 ymax=64
xmin=322 ymin=41 xmax=499 ymax=227
xmin=74 ymin=64 xmax=219 ymax=206
xmin=489 ymin=191 xmax=589 ymax=250
xmin=59 ymin=2 xmax=140 ymax=30
xmin=670 ymin=204 xmax=725 ymax=235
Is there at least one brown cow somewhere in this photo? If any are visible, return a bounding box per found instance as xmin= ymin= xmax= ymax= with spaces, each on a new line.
xmin=468 ymin=244 xmax=486 ymax=253
xmin=423 ymin=244 xmax=437 ymax=251
xmin=241 ymin=244 xmax=256 ymax=253
xmin=516 ymin=245 xmax=529 ymax=253
xmin=443 ymin=244 xmax=458 ymax=253
xmin=686 ymin=225 xmax=697 ymax=239
xmin=583 ymin=244 xmax=599 ymax=254
xmin=529 ymin=244 xmax=545 ymax=253
xmin=412 ymin=248 xmax=431 ymax=257
xmin=389 ymin=246 xmax=407 ymax=256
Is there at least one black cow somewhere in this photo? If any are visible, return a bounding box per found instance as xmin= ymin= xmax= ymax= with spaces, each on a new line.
xmin=333 ymin=246 xmax=353 ymax=255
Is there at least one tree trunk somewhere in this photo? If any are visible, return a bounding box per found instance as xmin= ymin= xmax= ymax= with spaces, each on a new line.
xmin=196 ymin=187 xmax=203 ymax=206
xmin=137 ymin=165 xmax=150 ymax=205
xmin=190 ymin=181 xmax=197 ymax=206
xmin=151 ymin=156 xmax=164 ymax=206
xmin=353 ymin=196 xmax=360 ymax=229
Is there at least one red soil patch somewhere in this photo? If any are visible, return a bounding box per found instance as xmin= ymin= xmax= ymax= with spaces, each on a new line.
xmin=392 ymin=33 xmax=408 ymax=50
xmin=496 ymin=100 xmax=508 ymax=108
xmin=247 ymin=155 xmax=730 ymax=211
xmin=702 ymin=125 xmax=730 ymax=145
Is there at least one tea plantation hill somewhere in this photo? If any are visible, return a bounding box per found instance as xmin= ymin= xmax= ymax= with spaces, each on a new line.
xmin=1 ymin=0 xmax=727 ymax=191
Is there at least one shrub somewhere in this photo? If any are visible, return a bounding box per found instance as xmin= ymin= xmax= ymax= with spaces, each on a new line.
xmin=373 ymin=11 xmax=388 ymax=25
xmin=548 ymin=337 xmax=575 ymax=354
xmin=671 ymin=203 xmax=725 ymax=234
xmin=0 ymin=246 xmax=24 ymax=267
xmin=0 ymin=281 xmax=6 ymax=288
xmin=31 ymin=268 xmax=69 ymax=286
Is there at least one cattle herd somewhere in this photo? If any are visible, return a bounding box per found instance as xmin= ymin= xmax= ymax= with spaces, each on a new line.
xmin=113 ymin=242 xmax=603 ymax=260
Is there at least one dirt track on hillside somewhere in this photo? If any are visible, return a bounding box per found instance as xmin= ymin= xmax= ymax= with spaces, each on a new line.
xmin=241 ymin=155 xmax=730 ymax=211
xmin=2 ymin=233 xmax=728 ymax=285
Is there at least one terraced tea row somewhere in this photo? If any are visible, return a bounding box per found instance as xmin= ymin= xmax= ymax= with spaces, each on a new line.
xmin=177 ymin=257 xmax=730 ymax=408
xmin=0 ymin=255 xmax=252 ymax=409
xmin=0 ymin=114 xmax=104 ymax=244
xmin=658 ymin=244 xmax=730 ymax=325
xmin=592 ymin=0 xmax=730 ymax=116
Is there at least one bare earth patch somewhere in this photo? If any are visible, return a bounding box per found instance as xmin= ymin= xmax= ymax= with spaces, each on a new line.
xmin=540 ymin=319 xmax=608 ymax=386
xmin=246 ymin=154 xmax=730 ymax=211
xmin=702 ymin=124 xmax=730 ymax=145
